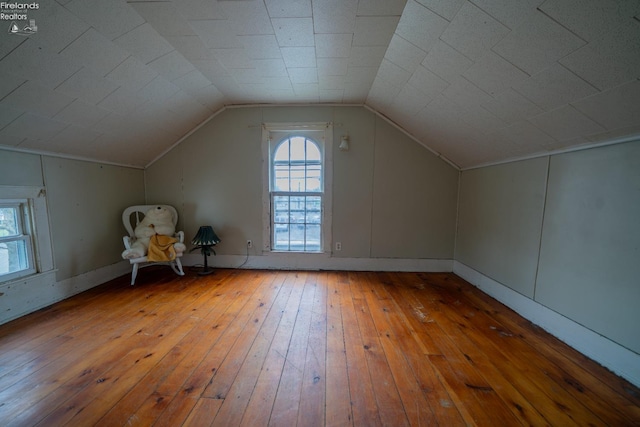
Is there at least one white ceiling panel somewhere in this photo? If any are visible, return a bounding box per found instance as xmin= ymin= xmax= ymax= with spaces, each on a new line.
xmin=414 ymin=0 xmax=464 ymax=21
xmin=317 ymin=58 xmax=348 ymax=77
xmin=572 ymin=80 xmax=640 ymax=130
xmin=529 ymin=105 xmax=606 ymax=141
xmin=164 ymin=36 xmax=213 ymax=61
xmin=559 ymin=21 xmax=640 ymax=91
xmin=46 ymin=125 xmax=102 ymax=151
xmin=348 ymin=46 xmax=387 ymax=67
xmin=281 ymin=47 xmax=316 ymax=68
xmin=137 ymin=77 xmax=181 ymax=103
xmin=407 ymin=66 xmax=450 ymax=99
xmin=189 ymin=20 xmax=243 ymax=49
xmin=0 ymin=40 xmax=82 ymax=88
xmin=97 ymin=87 xmax=150 ymax=114
xmin=265 ymin=0 xmax=312 ymax=18
xmin=514 ymin=63 xmax=598 ymax=111
xmin=170 ymin=70 xmax=213 ymax=94
xmin=315 ymin=33 xmax=353 ymax=58
xmin=483 ymin=89 xmax=544 ymax=125
xmin=171 ymin=0 xmax=228 ymax=20
xmin=538 ymin=0 xmax=638 ymax=42
xmin=272 ymin=18 xmax=315 ymax=46
xmin=53 ymin=100 xmax=110 ymax=128
xmin=468 ymin=0 xmax=545 ymax=28
xmin=210 ymin=48 xmax=253 ymax=69
xmin=391 ymin=85 xmax=430 ymax=118
xmin=383 ymin=35 xmax=427 ymax=75
xmin=128 ymin=2 xmax=196 ymax=37
xmin=65 ymin=0 xmax=145 ymax=40
xmin=1 ymin=81 xmax=74 ymax=118
xmin=375 ymin=59 xmax=412 ymax=88
xmin=311 ymin=0 xmax=357 ymax=34
xmin=0 ymin=73 xmax=26 ymax=100
xmin=395 ymin=1 xmax=448 ymax=52
xmin=219 ymin=0 xmax=273 ymax=35
xmin=0 ymin=0 xmax=639 ymax=168
xmin=357 ymin=0 xmax=407 ymax=16
xmin=30 ymin=1 xmax=90 ymax=53
xmin=114 ymin=23 xmax=175 ymax=65
xmin=457 ymin=103 xmax=505 ymax=133
xmin=492 ymin=12 xmax=585 ymax=75
xmin=239 ymin=35 xmax=283 ymax=59
xmin=421 ymin=40 xmax=473 ymax=83
xmin=0 ymin=113 xmax=67 ymax=141
xmin=442 ymin=76 xmax=492 ymax=107
xmin=353 ymin=16 xmax=400 ymax=47
xmin=252 ymin=59 xmax=288 ymax=77
xmin=147 ymin=51 xmax=196 ymax=81
xmin=106 ymin=57 xmax=158 ymax=92
xmin=495 ymin=120 xmax=556 ymax=151
xmin=288 ymin=68 xmax=319 ymax=84
xmin=60 ymin=29 xmax=130 ymax=77
xmin=439 ymin=2 xmax=510 ymax=61
xmin=0 ymin=106 xmax=23 ymax=131
xmin=463 ymin=52 xmax=529 ymax=96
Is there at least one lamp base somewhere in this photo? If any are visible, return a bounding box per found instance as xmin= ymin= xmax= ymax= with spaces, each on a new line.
xmin=198 ymin=268 xmax=214 ymax=276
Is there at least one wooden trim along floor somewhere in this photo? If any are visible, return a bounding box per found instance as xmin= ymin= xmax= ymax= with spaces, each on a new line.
xmin=0 ymin=269 xmax=638 ymax=426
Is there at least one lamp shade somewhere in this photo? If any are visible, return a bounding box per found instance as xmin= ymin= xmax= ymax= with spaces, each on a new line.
xmin=191 ymin=226 xmax=221 ymax=246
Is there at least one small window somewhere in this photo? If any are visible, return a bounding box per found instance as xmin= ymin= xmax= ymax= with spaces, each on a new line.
xmin=0 ymin=201 xmax=36 ymax=281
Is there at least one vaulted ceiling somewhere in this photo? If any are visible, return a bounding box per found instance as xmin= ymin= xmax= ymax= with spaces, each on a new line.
xmin=0 ymin=0 xmax=639 ymax=169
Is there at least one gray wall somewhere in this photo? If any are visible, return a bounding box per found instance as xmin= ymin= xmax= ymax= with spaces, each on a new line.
xmin=1 ymin=149 xmax=145 ymax=323
xmin=456 ymin=140 xmax=640 ymax=355
xmin=42 ymin=156 xmax=145 ymax=280
xmin=145 ymin=106 xmax=459 ymax=260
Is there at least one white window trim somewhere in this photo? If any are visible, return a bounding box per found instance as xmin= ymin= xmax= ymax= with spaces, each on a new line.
xmin=0 ymin=200 xmax=36 ymax=281
xmin=262 ymin=122 xmax=333 ymax=255
xmin=0 ymin=186 xmax=54 ymax=283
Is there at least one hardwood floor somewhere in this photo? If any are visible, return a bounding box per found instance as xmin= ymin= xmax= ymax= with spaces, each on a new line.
xmin=0 ymin=268 xmax=638 ymax=426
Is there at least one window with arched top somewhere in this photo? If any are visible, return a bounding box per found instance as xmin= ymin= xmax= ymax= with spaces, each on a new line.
xmin=262 ymin=123 xmax=333 ymax=254
xmin=271 ymin=136 xmax=323 ymax=252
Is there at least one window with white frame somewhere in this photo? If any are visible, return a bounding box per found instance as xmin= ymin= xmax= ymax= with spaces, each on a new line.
xmin=0 ymin=200 xmax=36 ymax=281
xmin=262 ymin=123 xmax=333 ymax=253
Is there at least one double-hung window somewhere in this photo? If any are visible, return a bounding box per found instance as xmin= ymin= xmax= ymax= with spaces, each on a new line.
xmin=262 ymin=123 xmax=333 ymax=254
xmin=0 ymin=201 xmax=36 ymax=281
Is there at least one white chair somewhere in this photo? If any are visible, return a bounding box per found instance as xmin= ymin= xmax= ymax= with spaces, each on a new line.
xmin=122 ymin=205 xmax=185 ymax=285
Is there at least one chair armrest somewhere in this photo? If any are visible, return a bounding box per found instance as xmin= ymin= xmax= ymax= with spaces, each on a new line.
xmin=175 ymin=231 xmax=185 ymax=243
xmin=123 ymin=236 xmax=132 ymax=249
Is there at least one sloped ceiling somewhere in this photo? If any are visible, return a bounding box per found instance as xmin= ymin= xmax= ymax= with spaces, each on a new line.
xmin=0 ymin=0 xmax=639 ymax=169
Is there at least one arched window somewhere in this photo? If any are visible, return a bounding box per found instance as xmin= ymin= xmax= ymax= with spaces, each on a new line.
xmin=271 ymin=135 xmax=323 ymax=252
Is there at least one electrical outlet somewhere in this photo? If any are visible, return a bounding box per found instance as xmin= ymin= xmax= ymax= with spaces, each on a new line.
xmin=247 ymin=240 xmax=253 ymax=248
xmin=335 ymin=242 xmax=342 ymax=251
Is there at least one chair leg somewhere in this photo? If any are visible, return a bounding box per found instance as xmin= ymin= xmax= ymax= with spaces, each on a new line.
xmin=172 ymin=258 xmax=185 ymax=276
xmin=131 ymin=263 xmax=139 ymax=286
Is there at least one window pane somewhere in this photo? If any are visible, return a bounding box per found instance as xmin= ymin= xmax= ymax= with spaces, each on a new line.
xmin=273 ymin=228 xmax=290 ymax=251
xmin=274 ymin=140 xmax=289 ymax=161
xmin=290 ymin=137 xmax=306 ymax=160
xmin=306 ymin=196 xmax=321 ymax=224
xmin=305 ymin=224 xmax=321 ymax=251
xmin=0 ymin=207 xmax=19 ymax=237
xmin=306 ymin=140 xmax=321 ymax=161
xmin=0 ymin=239 xmax=29 ymax=275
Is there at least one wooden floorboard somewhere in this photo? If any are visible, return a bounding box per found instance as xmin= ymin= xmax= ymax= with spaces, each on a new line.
xmin=0 ymin=268 xmax=638 ymax=426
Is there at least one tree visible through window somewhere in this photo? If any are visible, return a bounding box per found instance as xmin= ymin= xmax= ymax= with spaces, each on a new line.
xmin=271 ymin=136 xmax=323 ymax=252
